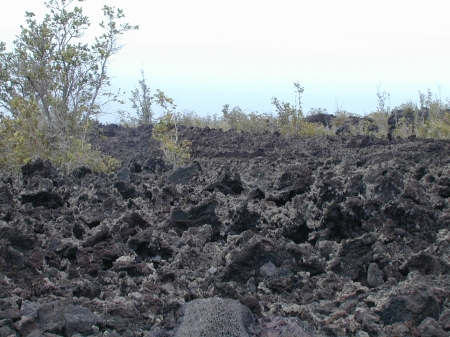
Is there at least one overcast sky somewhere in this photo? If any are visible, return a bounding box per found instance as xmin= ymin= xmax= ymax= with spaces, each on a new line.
xmin=1 ymin=0 xmax=450 ymax=122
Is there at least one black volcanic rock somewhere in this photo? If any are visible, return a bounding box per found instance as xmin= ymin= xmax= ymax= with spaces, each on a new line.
xmin=1 ymin=127 xmax=450 ymax=336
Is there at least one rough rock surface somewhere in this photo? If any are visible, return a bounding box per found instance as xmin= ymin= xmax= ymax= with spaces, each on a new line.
xmin=1 ymin=124 xmax=450 ymax=336
xmin=174 ymin=297 xmax=255 ymax=337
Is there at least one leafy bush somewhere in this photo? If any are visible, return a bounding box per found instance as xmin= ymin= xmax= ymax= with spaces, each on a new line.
xmin=150 ymin=93 xmax=192 ymax=169
xmin=0 ymin=98 xmax=120 ymax=173
xmin=0 ymin=0 xmax=136 ymax=174
xmin=124 ymin=76 xmax=450 ymax=143
xmin=308 ymin=107 xmax=328 ymax=116
xmin=271 ymin=84 xmax=331 ymax=137
xmin=118 ymin=70 xmax=163 ymax=127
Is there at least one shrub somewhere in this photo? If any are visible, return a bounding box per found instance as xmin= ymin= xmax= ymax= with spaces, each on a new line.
xmin=367 ymin=111 xmax=389 ymax=137
xmin=0 ymin=98 xmax=120 ymax=174
xmin=0 ymin=0 xmax=137 ymax=174
xmin=151 ymin=93 xmax=191 ymax=169
xmin=118 ymin=70 xmax=159 ymax=127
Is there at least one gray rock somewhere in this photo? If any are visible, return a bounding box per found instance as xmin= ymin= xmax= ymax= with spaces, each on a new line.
xmin=38 ymin=301 xmax=65 ymax=334
xmin=393 ymin=227 xmax=407 ymax=236
xmin=26 ymin=330 xmax=47 ymax=337
xmin=259 ymin=316 xmax=319 ymax=337
xmin=377 ymin=286 xmax=441 ymax=325
xmin=247 ymin=277 xmax=256 ymax=294
xmin=384 ymin=323 xmax=410 ymax=336
xmin=174 ymin=297 xmax=255 ymax=337
xmin=418 ymin=317 xmax=448 ymax=337
xmin=354 ymin=308 xmax=381 ymax=334
xmin=21 ymin=300 xmax=39 ymax=320
xmin=355 ymin=332 xmax=369 ymax=337
xmin=438 ymin=309 xmax=450 ymax=330
xmin=117 ymin=168 xmax=131 ymax=182
xmin=14 ymin=316 xmax=37 ymax=336
xmin=63 ymin=304 xmax=97 ymax=337
xmin=0 ymin=320 xmax=9 ymax=328
xmin=102 ymin=331 xmax=122 ymax=337
xmin=0 ymin=325 xmax=15 ymax=337
xmin=260 ymin=261 xmax=277 ymax=278
xmin=367 ymin=263 xmax=384 ymax=287
xmin=166 ymin=162 xmax=201 ymax=185
xmin=122 ymin=329 xmax=134 ymax=337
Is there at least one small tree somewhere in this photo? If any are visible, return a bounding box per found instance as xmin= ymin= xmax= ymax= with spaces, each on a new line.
xmin=271 ymin=82 xmax=305 ymax=135
xmin=119 ymin=69 xmax=154 ymax=126
xmin=368 ymin=85 xmax=391 ymax=137
xmin=151 ymin=91 xmax=191 ymax=169
xmin=0 ymin=0 xmax=137 ymax=173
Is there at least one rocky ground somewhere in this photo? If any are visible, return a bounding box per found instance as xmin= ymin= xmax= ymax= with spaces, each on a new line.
xmin=1 ymin=124 xmax=450 ymax=337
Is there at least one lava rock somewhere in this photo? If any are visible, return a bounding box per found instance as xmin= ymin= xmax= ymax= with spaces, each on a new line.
xmin=63 ymin=304 xmax=98 ymax=337
xmin=367 ymin=263 xmax=384 ymax=287
xmin=174 ymin=298 xmax=255 ymax=337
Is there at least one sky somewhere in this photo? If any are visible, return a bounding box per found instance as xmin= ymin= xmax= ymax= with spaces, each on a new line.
xmin=1 ymin=0 xmax=450 ymax=122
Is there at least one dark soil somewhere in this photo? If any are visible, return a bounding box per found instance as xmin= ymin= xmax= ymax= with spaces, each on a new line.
xmin=1 ymin=124 xmax=450 ymax=336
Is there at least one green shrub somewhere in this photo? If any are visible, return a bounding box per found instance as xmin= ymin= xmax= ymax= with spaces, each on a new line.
xmin=152 ymin=112 xmax=191 ymax=169
xmin=0 ymin=97 xmax=120 ymax=174
xmin=150 ymin=92 xmax=191 ymax=169
xmin=0 ymin=0 xmax=136 ymax=174
xmin=367 ymin=111 xmax=389 ymax=137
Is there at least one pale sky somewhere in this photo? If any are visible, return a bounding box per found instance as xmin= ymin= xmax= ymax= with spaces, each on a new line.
xmin=1 ymin=0 xmax=450 ymax=122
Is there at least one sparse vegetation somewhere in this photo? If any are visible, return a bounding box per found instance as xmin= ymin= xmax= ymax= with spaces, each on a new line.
xmin=150 ymin=92 xmax=192 ymax=169
xmin=119 ymin=79 xmax=450 ymax=143
xmin=118 ymin=70 xmax=156 ymax=127
xmin=2 ymin=1 xmax=450 ymax=176
xmin=0 ymin=0 xmax=137 ymax=174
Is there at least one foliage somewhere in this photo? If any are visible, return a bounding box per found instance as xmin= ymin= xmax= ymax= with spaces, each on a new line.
xmin=119 ymin=70 xmax=159 ymax=126
xmin=177 ymin=110 xmax=227 ymax=130
xmin=271 ymin=83 xmax=331 ymax=137
xmin=308 ymin=107 xmax=328 ymax=116
xmin=122 ymin=78 xmax=450 ymax=144
xmin=271 ymin=96 xmax=300 ymax=134
xmin=367 ymin=111 xmax=389 ymax=137
xmin=165 ymin=85 xmax=450 ymax=141
xmin=0 ymin=0 xmax=137 ymax=174
xmin=385 ymin=89 xmax=450 ymax=140
xmin=151 ymin=92 xmax=191 ymax=169
xmin=222 ymin=105 xmax=247 ymax=131
xmin=331 ymin=111 xmax=349 ymax=129
xmin=0 ymin=97 xmax=120 ymax=173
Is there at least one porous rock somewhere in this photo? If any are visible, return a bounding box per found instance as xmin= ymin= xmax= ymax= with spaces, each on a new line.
xmin=63 ymin=304 xmax=97 ymax=337
xmin=2 ymin=126 xmax=450 ymax=336
xmin=174 ymin=298 xmax=255 ymax=337
xmin=367 ymin=263 xmax=384 ymax=287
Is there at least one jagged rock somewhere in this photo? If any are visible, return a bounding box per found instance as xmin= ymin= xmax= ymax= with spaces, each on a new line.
xmin=117 ymin=168 xmax=131 ymax=182
xmin=367 ymin=263 xmax=384 ymax=287
xmin=258 ymin=316 xmax=319 ymax=337
xmin=2 ymin=126 xmax=450 ymax=336
xmin=38 ymin=301 xmax=65 ymax=334
xmin=174 ymin=298 xmax=255 ymax=337
xmin=166 ymin=161 xmax=201 ymax=185
xmin=0 ymin=325 xmax=16 ymax=337
xmin=205 ymin=171 xmax=245 ymax=195
xmin=418 ymin=317 xmax=448 ymax=337
xmin=21 ymin=301 xmax=39 ymax=320
xmin=169 ymin=199 xmax=220 ymax=234
xmin=21 ymin=159 xmax=56 ymax=179
xmin=438 ymin=309 xmax=450 ymax=331
xmin=63 ymin=304 xmax=97 ymax=337
xmin=14 ymin=316 xmax=37 ymax=336
xmin=24 ymin=330 xmax=46 ymax=337
xmin=114 ymin=181 xmax=137 ymax=199
xmin=260 ymin=261 xmax=277 ymax=278
xmin=377 ymin=286 xmax=441 ymax=325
